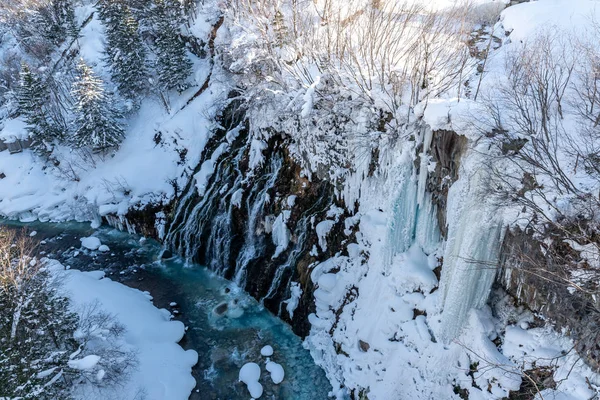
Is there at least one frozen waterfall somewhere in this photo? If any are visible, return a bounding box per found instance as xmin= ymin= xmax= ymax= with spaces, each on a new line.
xmin=385 ymin=128 xmax=503 ymax=342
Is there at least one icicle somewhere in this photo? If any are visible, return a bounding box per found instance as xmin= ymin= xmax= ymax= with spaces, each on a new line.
xmin=437 ymin=167 xmax=504 ymax=342
xmin=384 ymin=166 xmax=419 ymax=271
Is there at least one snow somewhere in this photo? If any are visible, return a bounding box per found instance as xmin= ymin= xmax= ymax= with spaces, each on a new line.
xmin=231 ymin=188 xmax=244 ymax=207
xmin=80 ymin=236 xmax=101 ymax=250
xmin=317 ymin=273 xmax=337 ymax=291
xmin=265 ymin=361 xmax=285 ymax=384
xmin=500 ymin=0 xmax=598 ymax=43
xmin=46 ymin=259 xmax=197 ymax=400
xmin=239 ymin=362 xmax=263 ymax=398
xmin=68 ymin=355 xmax=101 ymax=371
xmin=0 ymin=0 xmax=225 ymax=225
xmin=98 ymin=244 xmax=110 ymax=252
xmin=248 ymin=139 xmax=268 ymax=170
xmin=284 ymin=282 xmax=302 ymax=319
xmin=286 ymin=195 xmax=297 ymax=207
xmin=260 ymin=345 xmax=273 ymax=357
xmin=271 ymin=212 xmax=290 ymax=258
xmin=315 ymin=220 xmax=335 ymax=252
xmin=0 ymin=118 xmax=29 ymax=142
xmin=301 ymin=76 xmax=321 ymax=118
xmin=194 ymin=143 xmax=229 ymax=197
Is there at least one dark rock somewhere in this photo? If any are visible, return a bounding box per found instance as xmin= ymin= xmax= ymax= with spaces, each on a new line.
xmin=426 ymin=130 xmax=467 ymax=238
xmin=358 ymin=340 xmax=370 ymax=352
xmin=214 ymin=302 xmax=228 ymax=315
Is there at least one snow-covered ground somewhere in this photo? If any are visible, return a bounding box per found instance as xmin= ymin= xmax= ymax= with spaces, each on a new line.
xmin=46 ymin=258 xmax=198 ymax=400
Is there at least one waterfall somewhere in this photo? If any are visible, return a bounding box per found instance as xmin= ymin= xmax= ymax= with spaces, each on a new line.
xmin=385 ymin=126 xmax=440 ymax=270
xmin=164 ymin=104 xmax=338 ymax=331
xmin=233 ymin=155 xmax=283 ymax=286
xmin=261 ymin=185 xmax=333 ymax=314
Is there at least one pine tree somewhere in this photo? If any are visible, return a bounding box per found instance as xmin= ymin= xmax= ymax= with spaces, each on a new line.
xmin=151 ymin=0 xmax=192 ymax=93
xmin=71 ymin=60 xmax=125 ymax=152
xmin=99 ymin=1 xmax=149 ymax=101
xmin=16 ymin=64 xmax=62 ymax=156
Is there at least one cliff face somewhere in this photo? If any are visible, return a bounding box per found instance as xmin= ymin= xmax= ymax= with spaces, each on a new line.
xmin=499 ymin=228 xmax=600 ymax=372
xmin=426 ymin=129 xmax=468 ymax=238
xmin=108 ymin=121 xmax=597 ymax=343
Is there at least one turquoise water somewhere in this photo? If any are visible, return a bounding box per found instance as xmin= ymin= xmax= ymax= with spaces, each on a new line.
xmin=1 ymin=220 xmax=332 ymax=400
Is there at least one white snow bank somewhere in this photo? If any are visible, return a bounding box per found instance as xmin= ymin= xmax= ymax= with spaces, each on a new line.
xmin=80 ymin=236 xmax=101 ymax=250
xmin=0 ymin=118 xmax=29 ymax=142
xmin=501 ymin=0 xmax=599 ymax=43
xmin=46 ymin=259 xmax=197 ymax=400
xmin=315 ymin=220 xmax=335 ymax=252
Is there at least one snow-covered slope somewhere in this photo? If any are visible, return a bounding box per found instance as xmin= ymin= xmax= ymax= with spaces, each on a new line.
xmin=0 ymin=4 xmax=226 ymax=226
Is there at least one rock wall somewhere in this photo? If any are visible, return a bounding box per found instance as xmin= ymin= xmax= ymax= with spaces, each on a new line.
xmin=499 ymin=228 xmax=600 ymax=372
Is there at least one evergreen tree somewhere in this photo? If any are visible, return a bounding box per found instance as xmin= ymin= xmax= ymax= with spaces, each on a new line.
xmin=99 ymin=1 xmax=149 ymax=101
xmin=71 ymin=60 xmax=125 ymax=152
xmin=151 ymin=0 xmax=192 ymax=93
xmin=16 ymin=64 xmax=62 ymax=156
xmin=0 ymin=272 xmax=79 ymax=399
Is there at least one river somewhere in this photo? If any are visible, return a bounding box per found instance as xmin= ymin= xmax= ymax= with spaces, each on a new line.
xmin=0 ymin=220 xmax=332 ymax=400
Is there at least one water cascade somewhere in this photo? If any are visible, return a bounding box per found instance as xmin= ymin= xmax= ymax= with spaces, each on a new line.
xmin=165 ymin=105 xmax=339 ymax=334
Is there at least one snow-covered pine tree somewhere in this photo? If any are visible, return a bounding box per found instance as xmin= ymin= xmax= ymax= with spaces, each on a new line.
xmin=99 ymin=0 xmax=149 ymax=102
xmin=98 ymin=0 xmax=127 ymax=62
xmin=16 ymin=63 xmax=62 ymax=156
xmin=151 ymin=0 xmax=192 ymax=93
xmin=71 ymin=59 xmax=125 ymax=152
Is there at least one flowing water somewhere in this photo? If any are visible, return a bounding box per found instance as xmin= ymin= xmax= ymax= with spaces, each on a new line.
xmin=0 ymin=220 xmax=332 ymax=400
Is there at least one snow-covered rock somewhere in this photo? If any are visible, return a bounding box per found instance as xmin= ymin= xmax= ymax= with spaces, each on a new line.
xmin=80 ymin=236 xmax=101 ymax=250
xmin=68 ymin=355 xmax=101 ymax=370
xmin=260 ymin=345 xmax=273 ymax=357
xmin=266 ymin=361 xmax=284 ymax=384
xmin=239 ymin=362 xmax=263 ymax=398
